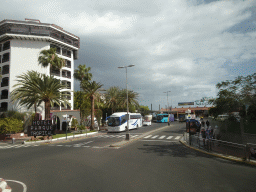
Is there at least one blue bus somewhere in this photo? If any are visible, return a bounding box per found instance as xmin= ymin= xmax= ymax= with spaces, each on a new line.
xmin=156 ymin=113 xmax=169 ymax=123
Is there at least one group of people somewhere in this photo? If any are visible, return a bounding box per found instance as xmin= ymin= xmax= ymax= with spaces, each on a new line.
xmin=200 ymin=120 xmax=213 ymax=140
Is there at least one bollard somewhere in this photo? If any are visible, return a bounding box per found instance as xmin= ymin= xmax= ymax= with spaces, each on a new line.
xmin=12 ymin=138 xmax=15 ymax=144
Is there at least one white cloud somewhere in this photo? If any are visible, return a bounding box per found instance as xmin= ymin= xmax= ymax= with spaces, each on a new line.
xmin=1 ymin=0 xmax=255 ymax=109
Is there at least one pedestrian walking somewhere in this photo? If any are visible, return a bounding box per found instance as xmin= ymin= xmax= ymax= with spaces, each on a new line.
xmin=206 ymin=120 xmax=210 ymax=128
xmin=201 ymin=128 xmax=206 ymax=146
xmin=201 ymin=120 xmax=205 ymax=128
xmin=250 ymin=147 xmax=256 ymax=159
xmin=209 ymin=126 xmax=213 ymax=139
xmin=205 ymin=127 xmax=210 ymax=139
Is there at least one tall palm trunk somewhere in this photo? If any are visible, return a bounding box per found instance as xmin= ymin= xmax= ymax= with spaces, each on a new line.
xmin=45 ymin=100 xmax=51 ymax=120
xmin=90 ymin=95 xmax=94 ymax=130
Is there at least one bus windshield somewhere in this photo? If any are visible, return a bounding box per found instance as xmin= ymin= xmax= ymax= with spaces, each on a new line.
xmin=108 ymin=117 xmax=120 ymax=127
xmin=157 ymin=115 xmax=163 ymax=120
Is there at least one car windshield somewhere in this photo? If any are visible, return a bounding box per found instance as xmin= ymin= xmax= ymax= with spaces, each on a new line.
xmin=108 ymin=117 xmax=120 ymax=127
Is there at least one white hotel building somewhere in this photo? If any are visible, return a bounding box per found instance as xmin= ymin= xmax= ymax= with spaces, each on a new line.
xmin=0 ymin=19 xmax=79 ymax=120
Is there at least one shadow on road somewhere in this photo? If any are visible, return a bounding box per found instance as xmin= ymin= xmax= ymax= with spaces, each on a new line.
xmin=138 ymin=142 xmax=211 ymax=158
xmin=137 ymin=142 xmax=256 ymax=167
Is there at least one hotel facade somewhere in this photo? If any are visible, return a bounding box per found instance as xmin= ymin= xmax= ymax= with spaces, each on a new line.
xmin=0 ymin=19 xmax=79 ymax=120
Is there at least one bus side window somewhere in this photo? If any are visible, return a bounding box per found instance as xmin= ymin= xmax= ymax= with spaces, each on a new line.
xmin=121 ymin=119 xmax=126 ymax=124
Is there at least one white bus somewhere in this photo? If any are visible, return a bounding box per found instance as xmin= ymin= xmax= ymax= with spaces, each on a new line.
xmin=107 ymin=112 xmax=142 ymax=132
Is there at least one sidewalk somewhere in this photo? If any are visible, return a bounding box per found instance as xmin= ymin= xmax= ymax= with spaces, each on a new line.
xmin=0 ymin=131 xmax=101 ymax=146
xmin=180 ymin=136 xmax=256 ymax=166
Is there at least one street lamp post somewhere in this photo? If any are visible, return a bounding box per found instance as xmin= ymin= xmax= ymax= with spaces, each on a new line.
xmin=118 ymin=64 xmax=135 ymax=140
xmin=164 ymin=91 xmax=171 ymax=124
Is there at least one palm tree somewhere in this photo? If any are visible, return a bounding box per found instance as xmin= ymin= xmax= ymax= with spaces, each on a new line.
xmin=105 ymin=86 xmax=120 ymax=113
xmin=82 ymin=81 xmax=103 ymax=130
xmin=118 ymin=89 xmax=139 ymax=112
xmin=74 ymin=65 xmax=92 ymax=124
xmin=11 ymin=71 xmax=69 ymax=120
xmin=38 ymin=48 xmax=65 ymax=71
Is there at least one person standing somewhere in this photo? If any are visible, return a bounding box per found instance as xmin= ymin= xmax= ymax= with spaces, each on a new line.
xmin=206 ymin=120 xmax=210 ymax=128
xmin=201 ymin=128 xmax=206 ymax=146
xmin=201 ymin=120 xmax=205 ymax=128
xmin=206 ymin=127 xmax=210 ymax=139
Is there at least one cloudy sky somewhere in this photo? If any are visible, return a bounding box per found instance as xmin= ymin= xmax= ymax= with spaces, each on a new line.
xmin=1 ymin=0 xmax=255 ymax=110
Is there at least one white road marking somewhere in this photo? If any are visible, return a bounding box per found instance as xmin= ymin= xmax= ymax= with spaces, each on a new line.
xmin=167 ymin=136 xmax=173 ymax=139
xmin=151 ymin=135 xmax=159 ymax=139
xmin=144 ymin=135 xmax=152 ymax=138
xmin=175 ymin=136 xmax=181 ymax=140
xmin=141 ymin=140 xmax=179 ymax=142
xmin=6 ymin=180 xmax=27 ymax=192
xmin=159 ymin=136 xmax=166 ymax=139
xmin=83 ymin=141 xmax=93 ymax=144
xmin=56 ymin=145 xmax=63 ymax=146
xmin=83 ymin=146 xmax=90 ymax=148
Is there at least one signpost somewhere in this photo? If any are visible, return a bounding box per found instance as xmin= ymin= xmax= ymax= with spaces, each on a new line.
xmin=27 ymin=120 xmax=55 ymax=136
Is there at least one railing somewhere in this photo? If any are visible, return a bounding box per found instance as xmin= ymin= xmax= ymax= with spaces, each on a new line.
xmin=51 ymin=71 xmax=60 ymax=76
xmin=1 ymin=82 xmax=9 ymax=87
xmin=2 ymin=58 xmax=9 ymax=63
xmin=184 ymin=133 xmax=256 ymax=162
xmin=0 ymin=108 xmax=7 ymax=112
xmin=1 ymin=95 xmax=8 ymax=99
xmin=50 ymin=106 xmax=60 ymax=110
xmin=0 ymin=24 xmax=80 ymax=48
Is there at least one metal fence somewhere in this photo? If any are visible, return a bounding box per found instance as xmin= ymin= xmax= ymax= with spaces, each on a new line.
xmin=184 ymin=132 xmax=256 ymax=162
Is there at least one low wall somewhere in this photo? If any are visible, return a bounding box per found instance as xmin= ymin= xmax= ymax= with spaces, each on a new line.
xmin=0 ymin=133 xmax=29 ymax=140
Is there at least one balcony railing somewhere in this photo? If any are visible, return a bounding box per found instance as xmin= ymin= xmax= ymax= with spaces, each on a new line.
xmin=2 ymin=57 xmax=9 ymax=63
xmin=3 ymin=42 xmax=10 ymax=51
xmin=1 ymin=95 xmax=8 ymax=99
xmin=1 ymin=82 xmax=9 ymax=87
xmin=0 ymin=24 xmax=80 ymax=48
xmin=0 ymin=108 xmax=7 ymax=112
xmin=51 ymin=70 xmax=60 ymax=76
xmin=50 ymin=106 xmax=60 ymax=110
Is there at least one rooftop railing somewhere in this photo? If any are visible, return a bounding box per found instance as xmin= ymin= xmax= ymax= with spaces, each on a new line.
xmin=0 ymin=23 xmax=80 ymax=48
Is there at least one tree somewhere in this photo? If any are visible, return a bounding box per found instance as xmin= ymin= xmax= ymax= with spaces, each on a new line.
xmin=11 ymin=71 xmax=69 ymax=120
xmin=38 ymin=48 xmax=65 ymax=70
xmin=139 ymin=105 xmax=150 ymax=116
xmin=209 ymin=73 xmax=256 ymax=118
xmin=74 ymin=65 xmax=92 ymax=125
xmin=118 ymin=89 xmax=139 ymax=112
xmin=105 ymin=86 xmax=120 ymax=113
xmin=82 ymin=81 xmax=103 ymax=130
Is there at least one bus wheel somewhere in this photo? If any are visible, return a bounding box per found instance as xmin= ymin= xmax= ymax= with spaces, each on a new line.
xmin=137 ymin=124 xmax=139 ymax=129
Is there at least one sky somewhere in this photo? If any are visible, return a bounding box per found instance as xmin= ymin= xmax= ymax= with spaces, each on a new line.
xmin=1 ymin=0 xmax=256 ymax=111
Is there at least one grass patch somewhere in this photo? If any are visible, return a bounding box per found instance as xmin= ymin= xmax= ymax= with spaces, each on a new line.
xmin=26 ymin=130 xmax=97 ymax=142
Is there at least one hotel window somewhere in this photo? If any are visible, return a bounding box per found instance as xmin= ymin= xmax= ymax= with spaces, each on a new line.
xmin=2 ymin=53 xmax=9 ymax=63
xmin=3 ymin=41 xmax=10 ymax=51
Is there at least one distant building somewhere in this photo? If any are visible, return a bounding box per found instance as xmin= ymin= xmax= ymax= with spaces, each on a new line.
xmin=160 ymin=106 xmax=213 ymax=118
xmin=0 ymin=19 xmax=80 ymax=119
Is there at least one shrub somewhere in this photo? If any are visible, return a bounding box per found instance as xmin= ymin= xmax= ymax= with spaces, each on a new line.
xmin=0 ymin=118 xmax=23 ymax=134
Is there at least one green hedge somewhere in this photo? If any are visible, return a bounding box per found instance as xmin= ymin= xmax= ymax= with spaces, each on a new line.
xmin=0 ymin=118 xmax=24 ymax=134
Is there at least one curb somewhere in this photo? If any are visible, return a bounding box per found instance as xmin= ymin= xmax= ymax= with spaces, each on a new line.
xmin=0 ymin=178 xmax=12 ymax=192
xmin=23 ymin=132 xmax=99 ymax=145
xmin=179 ymin=138 xmax=256 ymax=166
xmin=109 ymin=124 xmax=173 ymax=148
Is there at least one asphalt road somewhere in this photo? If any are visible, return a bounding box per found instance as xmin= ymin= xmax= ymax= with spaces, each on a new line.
xmin=1 ymin=122 xmax=256 ymax=192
